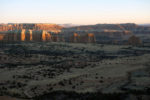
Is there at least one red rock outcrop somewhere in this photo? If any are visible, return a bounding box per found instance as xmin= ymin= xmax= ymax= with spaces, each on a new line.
xmin=26 ymin=30 xmax=33 ymax=41
xmin=21 ymin=29 xmax=26 ymax=41
xmin=32 ymin=30 xmax=52 ymax=42
xmin=0 ymin=24 xmax=62 ymax=33
xmin=45 ymin=32 xmax=52 ymax=42
xmin=70 ymin=33 xmax=96 ymax=43
xmin=70 ymin=33 xmax=80 ymax=43
xmin=0 ymin=30 xmax=64 ymax=42
xmin=1 ymin=30 xmax=27 ymax=42
xmin=0 ymin=34 xmax=5 ymax=41
xmin=87 ymin=33 xmax=96 ymax=43
xmin=80 ymin=33 xmax=96 ymax=43
xmin=42 ymin=30 xmax=52 ymax=42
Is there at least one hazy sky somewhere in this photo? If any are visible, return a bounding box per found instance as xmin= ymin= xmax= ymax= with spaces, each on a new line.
xmin=0 ymin=0 xmax=150 ymax=24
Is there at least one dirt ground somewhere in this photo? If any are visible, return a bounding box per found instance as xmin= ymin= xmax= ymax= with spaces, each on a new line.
xmin=0 ymin=42 xmax=150 ymax=99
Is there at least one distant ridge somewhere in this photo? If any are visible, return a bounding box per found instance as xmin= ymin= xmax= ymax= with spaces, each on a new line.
xmin=0 ymin=23 xmax=62 ymax=32
xmin=59 ymin=24 xmax=80 ymax=28
xmin=139 ymin=24 xmax=150 ymax=27
xmin=0 ymin=23 xmax=150 ymax=43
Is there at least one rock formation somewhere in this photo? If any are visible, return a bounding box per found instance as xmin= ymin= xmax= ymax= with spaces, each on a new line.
xmin=87 ymin=33 xmax=96 ymax=43
xmin=41 ymin=30 xmax=52 ymax=42
xmin=32 ymin=31 xmax=42 ymax=42
xmin=0 ymin=34 xmax=5 ymax=41
xmin=80 ymin=33 xmax=96 ymax=43
xmin=25 ymin=30 xmax=33 ymax=41
xmin=70 ymin=33 xmax=96 ymax=43
xmin=70 ymin=33 xmax=80 ymax=43
xmin=0 ymin=24 xmax=63 ymax=32
xmin=32 ymin=30 xmax=53 ymax=42
xmin=0 ymin=23 xmax=149 ymax=43
xmin=45 ymin=32 xmax=52 ymax=42
xmin=0 ymin=30 xmax=64 ymax=42
xmin=21 ymin=29 xmax=26 ymax=41
xmin=51 ymin=33 xmax=65 ymax=42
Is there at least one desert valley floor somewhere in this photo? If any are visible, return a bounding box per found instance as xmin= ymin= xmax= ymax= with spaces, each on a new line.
xmin=0 ymin=42 xmax=150 ymax=100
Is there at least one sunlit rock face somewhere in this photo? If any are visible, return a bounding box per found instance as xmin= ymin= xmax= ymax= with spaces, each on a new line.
xmin=0 ymin=30 xmax=26 ymax=42
xmin=70 ymin=33 xmax=96 ymax=43
xmin=0 ymin=34 xmax=5 ymax=41
xmin=26 ymin=30 xmax=33 ymax=41
xmin=32 ymin=30 xmax=63 ymax=42
xmin=34 ymin=24 xmax=62 ymax=33
xmin=41 ymin=30 xmax=52 ymax=42
xmin=14 ymin=30 xmax=27 ymax=41
xmin=42 ymin=31 xmax=47 ymax=41
xmin=1 ymin=23 xmax=149 ymax=43
xmin=21 ymin=29 xmax=26 ymax=41
xmin=0 ymin=30 xmax=38 ymax=42
xmin=70 ymin=33 xmax=80 ymax=43
xmin=0 ymin=23 xmax=63 ymax=42
xmin=80 ymin=33 xmax=96 ymax=43
xmin=45 ymin=32 xmax=52 ymax=42
xmin=0 ymin=30 xmax=65 ymax=42
xmin=0 ymin=24 xmax=63 ymax=33
xmin=87 ymin=33 xmax=96 ymax=43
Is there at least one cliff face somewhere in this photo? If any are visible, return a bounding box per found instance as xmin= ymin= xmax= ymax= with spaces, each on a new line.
xmin=0 ymin=23 xmax=149 ymax=43
xmin=0 ymin=23 xmax=63 ymax=42
xmin=0 ymin=30 xmax=64 ymax=42
xmin=0 ymin=24 xmax=63 ymax=33
xmin=0 ymin=34 xmax=5 ymax=40
xmin=70 ymin=33 xmax=80 ymax=43
xmin=63 ymin=23 xmax=150 ymax=36
xmin=70 ymin=33 xmax=96 ymax=43
xmin=26 ymin=30 xmax=33 ymax=41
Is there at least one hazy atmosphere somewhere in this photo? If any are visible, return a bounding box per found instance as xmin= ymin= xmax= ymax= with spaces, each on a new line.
xmin=0 ymin=0 xmax=150 ymax=24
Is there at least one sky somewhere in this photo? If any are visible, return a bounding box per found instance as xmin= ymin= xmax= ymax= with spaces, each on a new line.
xmin=0 ymin=0 xmax=150 ymax=25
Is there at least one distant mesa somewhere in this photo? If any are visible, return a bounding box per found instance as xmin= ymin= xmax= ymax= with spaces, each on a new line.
xmin=0 ymin=23 xmax=150 ymax=43
xmin=0 ymin=23 xmax=62 ymax=32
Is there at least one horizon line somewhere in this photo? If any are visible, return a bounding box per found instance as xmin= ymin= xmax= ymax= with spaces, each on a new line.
xmin=0 ymin=22 xmax=150 ymax=25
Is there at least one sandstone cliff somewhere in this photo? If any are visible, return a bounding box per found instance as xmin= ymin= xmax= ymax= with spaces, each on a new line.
xmin=0 ymin=23 xmax=149 ymax=43
xmin=70 ymin=33 xmax=96 ymax=43
xmin=0 ymin=24 xmax=63 ymax=33
xmin=0 ymin=30 xmax=64 ymax=42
